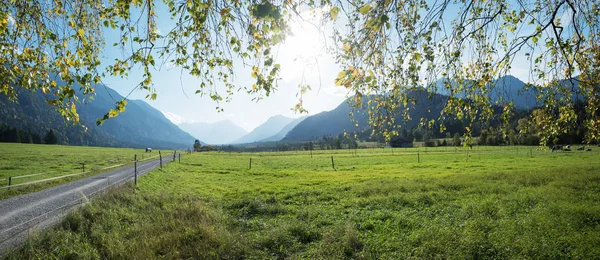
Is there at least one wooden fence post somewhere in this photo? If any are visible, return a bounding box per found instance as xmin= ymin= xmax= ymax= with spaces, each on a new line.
xmin=134 ymin=161 xmax=137 ymax=186
xmin=530 ymin=149 xmax=533 ymax=158
xmin=179 ymin=153 xmax=181 ymax=163
xmin=82 ymin=163 xmax=85 ymax=172
xmin=173 ymin=151 xmax=176 ymax=162
xmin=160 ymin=154 xmax=163 ymax=169
xmin=418 ymin=152 xmax=420 ymax=163
xmin=8 ymin=176 xmax=11 ymax=190
xmin=331 ymin=156 xmax=335 ymax=170
xmin=249 ymin=158 xmax=252 ymax=170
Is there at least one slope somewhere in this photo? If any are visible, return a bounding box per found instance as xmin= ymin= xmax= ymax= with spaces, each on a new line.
xmin=0 ymin=81 xmax=197 ymax=149
xmin=258 ymin=116 xmax=307 ymax=142
xmin=233 ymin=115 xmax=295 ymax=144
xmin=284 ymin=90 xmax=451 ymax=141
xmin=178 ymin=120 xmax=247 ymax=145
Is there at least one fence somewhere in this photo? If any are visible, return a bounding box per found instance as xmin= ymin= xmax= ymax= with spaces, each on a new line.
xmin=0 ymin=153 xmax=162 ymax=191
xmin=0 ymin=156 xmax=171 ymax=255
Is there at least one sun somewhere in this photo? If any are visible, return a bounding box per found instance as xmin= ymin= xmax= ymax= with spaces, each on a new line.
xmin=279 ymin=9 xmax=328 ymax=65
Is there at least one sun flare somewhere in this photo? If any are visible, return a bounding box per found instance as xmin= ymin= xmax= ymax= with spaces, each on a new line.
xmin=280 ymin=9 xmax=329 ymax=65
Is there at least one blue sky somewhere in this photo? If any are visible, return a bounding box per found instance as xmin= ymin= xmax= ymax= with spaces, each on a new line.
xmin=95 ymin=1 xmax=566 ymax=132
xmin=99 ymin=5 xmax=346 ymax=132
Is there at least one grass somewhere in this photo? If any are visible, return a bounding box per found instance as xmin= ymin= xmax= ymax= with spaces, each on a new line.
xmin=5 ymin=146 xmax=600 ymax=259
xmin=0 ymin=143 xmax=167 ymax=199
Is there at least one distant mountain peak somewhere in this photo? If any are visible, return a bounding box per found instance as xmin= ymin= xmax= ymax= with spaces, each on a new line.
xmin=177 ymin=120 xmax=247 ymax=145
xmin=233 ymin=115 xmax=295 ymax=144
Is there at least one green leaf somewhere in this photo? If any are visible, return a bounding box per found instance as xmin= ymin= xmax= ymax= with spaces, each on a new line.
xmin=335 ymin=71 xmax=347 ymax=86
xmin=359 ymin=5 xmax=371 ymax=15
xmin=330 ymin=7 xmax=340 ymax=20
xmin=414 ymin=53 xmax=421 ymax=62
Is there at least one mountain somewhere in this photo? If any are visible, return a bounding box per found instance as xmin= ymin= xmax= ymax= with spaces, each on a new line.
xmin=178 ymin=120 xmax=247 ymax=145
xmin=283 ymin=101 xmax=367 ymax=141
xmin=492 ymin=75 xmax=538 ymax=109
xmin=233 ymin=115 xmax=295 ymax=144
xmin=0 ymin=88 xmax=121 ymax=147
xmin=433 ymin=75 xmax=537 ymax=109
xmin=0 ymin=82 xmax=197 ymax=149
xmin=258 ymin=116 xmax=307 ymax=142
xmin=284 ymin=90 xmax=449 ymax=141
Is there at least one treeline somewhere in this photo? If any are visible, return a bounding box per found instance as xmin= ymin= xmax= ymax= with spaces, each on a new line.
xmin=0 ymin=126 xmax=59 ymax=144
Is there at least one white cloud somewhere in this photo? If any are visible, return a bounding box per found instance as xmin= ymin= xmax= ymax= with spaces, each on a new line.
xmin=161 ymin=111 xmax=187 ymax=125
xmin=322 ymin=85 xmax=348 ymax=97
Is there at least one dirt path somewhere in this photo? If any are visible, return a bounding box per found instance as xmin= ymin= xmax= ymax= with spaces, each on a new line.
xmin=0 ymin=156 xmax=171 ymax=256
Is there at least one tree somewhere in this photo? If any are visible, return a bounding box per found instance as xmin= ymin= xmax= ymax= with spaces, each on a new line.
xmin=303 ymin=141 xmax=314 ymax=151
xmin=2 ymin=1 xmax=599 ymax=145
xmin=193 ymin=140 xmax=201 ymax=152
xmin=479 ymin=130 xmax=489 ymax=146
xmin=44 ymin=129 xmax=58 ymax=144
xmin=422 ymin=131 xmax=435 ymax=147
xmin=453 ymin=133 xmax=462 ymax=147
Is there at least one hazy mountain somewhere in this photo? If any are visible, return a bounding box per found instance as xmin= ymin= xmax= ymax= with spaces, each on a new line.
xmin=233 ymin=115 xmax=295 ymax=144
xmin=433 ymin=75 xmax=537 ymax=109
xmin=0 ymin=82 xmax=197 ymax=149
xmin=179 ymin=120 xmax=247 ymax=145
xmin=492 ymin=75 xmax=538 ymax=109
xmin=258 ymin=116 xmax=307 ymax=142
xmin=283 ymin=101 xmax=367 ymax=142
xmin=284 ymin=90 xmax=448 ymax=141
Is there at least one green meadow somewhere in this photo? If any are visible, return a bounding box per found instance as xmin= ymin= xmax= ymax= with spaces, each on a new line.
xmin=6 ymin=146 xmax=600 ymax=259
xmin=0 ymin=143 xmax=161 ymax=199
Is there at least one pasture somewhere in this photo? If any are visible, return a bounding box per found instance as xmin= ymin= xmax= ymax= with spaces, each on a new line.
xmin=5 ymin=146 xmax=600 ymax=258
xmin=0 ymin=143 xmax=159 ymax=199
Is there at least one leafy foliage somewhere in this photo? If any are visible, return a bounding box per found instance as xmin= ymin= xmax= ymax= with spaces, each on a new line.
xmin=1 ymin=0 xmax=599 ymax=145
xmin=326 ymin=0 xmax=600 ymax=145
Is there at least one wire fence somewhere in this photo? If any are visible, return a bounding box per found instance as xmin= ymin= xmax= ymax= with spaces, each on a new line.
xmin=0 ymin=153 xmax=163 ymax=190
xmin=0 ymin=156 xmax=171 ymax=254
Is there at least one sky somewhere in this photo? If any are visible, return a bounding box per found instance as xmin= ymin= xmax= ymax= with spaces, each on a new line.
xmin=100 ymin=6 xmax=347 ymax=132
xmin=96 ymin=1 xmax=567 ymax=132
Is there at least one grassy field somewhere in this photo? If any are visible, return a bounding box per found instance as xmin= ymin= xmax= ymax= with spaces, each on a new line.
xmin=0 ymin=143 xmax=166 ymax=199
xmin=5 ymin=146 xmax=600 ymax=259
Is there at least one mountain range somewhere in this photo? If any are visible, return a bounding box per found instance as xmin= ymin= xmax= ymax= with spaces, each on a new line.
xmin=433 ymin=75 xmax=539 ymax=109
xmin=232 ymin=115 xmax=296 ymax=144
xmin=284 ymin=90 xmax=449 ymax=141
xmin=0 ymin=82 xmax=197 ymax=149
xmin=257 ymin=116 xmax=307 ymax=142
xmin=178 ymin=120 xmax=247 ymax=145
xmin=3 ymin=74 xmax=562 ymax=147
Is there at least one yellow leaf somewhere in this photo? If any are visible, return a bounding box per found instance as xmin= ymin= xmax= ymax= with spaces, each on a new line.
xmin=220 ymin=7 xmax=230 ymax=17
xmin=330 ymin=7 xmax=340 ymax=20
xmin=359 ymin=5 xmax=371 ymax=15
xmin=77 ymin=29 xmax=84 ymax=37
xmin=109 ymin=109 xmax=118 ymax=117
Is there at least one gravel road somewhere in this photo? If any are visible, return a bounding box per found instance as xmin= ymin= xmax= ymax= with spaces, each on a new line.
xmin=0 ymin=156 xmax=173 ymax=256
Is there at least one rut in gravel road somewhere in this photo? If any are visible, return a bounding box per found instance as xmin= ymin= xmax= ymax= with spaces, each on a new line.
xmin=0 ymin=156 xmax=173 ymax=256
